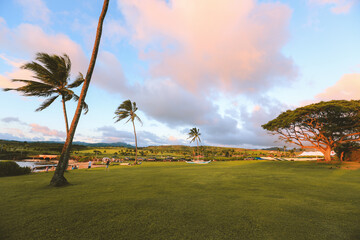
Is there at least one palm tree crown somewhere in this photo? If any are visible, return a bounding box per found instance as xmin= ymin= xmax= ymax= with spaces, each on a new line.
xmin=3 ymin=52 xmax=88 ymax=133
xmin=114 ymin=99 xmax=142 ymax=164
xmin=188 ymin=127 xmax=201 ymax=144
xmin=114 ymin=100 xmax=142 ymax=125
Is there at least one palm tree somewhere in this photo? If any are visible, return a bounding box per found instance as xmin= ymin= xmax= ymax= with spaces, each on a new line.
xmin=188 ymin=127 xmax=201 ymax=161
xmin=4 ymin=53 xmax=88 ymax=134
xmin=50 ymin=0 xmax=109 ymax=187
xmin=114 ymin=100 xmax=142 ymax=164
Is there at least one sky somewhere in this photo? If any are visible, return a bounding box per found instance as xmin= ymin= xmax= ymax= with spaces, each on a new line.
xmin=0 ymin=0 xmax=359 ymax=148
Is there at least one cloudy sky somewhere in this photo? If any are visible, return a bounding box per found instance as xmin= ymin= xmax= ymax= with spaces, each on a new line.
xmin=0 ymin=0 xmax=359 ymax=148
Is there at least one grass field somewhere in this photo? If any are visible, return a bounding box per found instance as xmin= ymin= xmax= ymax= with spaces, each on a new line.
xmin=1 ymin=161 xmax=359 ymax=240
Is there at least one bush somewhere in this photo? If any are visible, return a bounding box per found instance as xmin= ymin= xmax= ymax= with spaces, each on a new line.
xmin=77 ymin=156 xmax=93 ymax=162
xmin=0 ymin=161 xmax=31 ymax=177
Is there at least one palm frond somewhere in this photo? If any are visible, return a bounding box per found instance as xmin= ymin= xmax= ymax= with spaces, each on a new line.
xmin=72 ymin=94 xmax=89 ymax=114
xmin=135 ymin=115 xmax=143 ymax=126
xmin=61 ymin=88 xmax=75 ymax=101
xmin=35 ymin=53 xmax=70 ymax=87
xmin=132 ymin=102 xmax=138 ymax=112
xmin=6 ymin=79 xmax=55 ymax=97
xmin=188 ymin=127 xmax=201 ymax=143
xmin=68 ymin=72 xmax=84 ymax=88
xmin=35 ymin=95 xmax=59 ymax=111
xmin=22 ymin=61 xmax=54 ymax=84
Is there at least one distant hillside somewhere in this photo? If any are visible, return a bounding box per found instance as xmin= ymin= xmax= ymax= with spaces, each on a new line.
xmin=73 ymin=141 xmax=134 ymax=148
xmin=0 ymin=139 xmax=134 ymax=148
xmin=261 ymin=147 xmax=281 ymax=151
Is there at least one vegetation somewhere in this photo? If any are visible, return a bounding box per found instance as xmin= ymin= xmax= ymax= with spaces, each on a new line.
xmin=0 ymin=161 xmax=359 ymax=239
xmin=188 ymin=127 xmax=201 ymax=160
xmin=0 ymin=161 xmax=30 ymax=177
xmin=334 ymin=142 xmax=360 ymax=161
xmin=0 ymin=140 xmax=88 ymax=160
xmin=3 ymin=53 xmax=87 ymax=134
xmin=262 ymin=100 xmax=360 ymax=161
xmin=50 ymin=0 xmax=109 ymax=187
xmin=114 ymin=100 xmax=142 ymax=164
xmin=0 ymin=139 xmax=302 ymax=161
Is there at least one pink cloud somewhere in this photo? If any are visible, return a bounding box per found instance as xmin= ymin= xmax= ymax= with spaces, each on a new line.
xmin=0 ymin=19 xmax=88 ymax=88
xmin=116 ymin=0 xmax=297 ymax=95
xmin=0 ymin=19 xmax=88 ymax=75
xmin=29 ymin=123 xmax=66 ymax=138
xmin=315 ymin=73 xmax=360 ymax=101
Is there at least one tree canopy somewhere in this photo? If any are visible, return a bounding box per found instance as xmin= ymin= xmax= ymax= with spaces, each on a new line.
xmin=4 ymin=52 xmax=88 ymax=133
xmin=262 ymin=100 xmax=360 ymax=161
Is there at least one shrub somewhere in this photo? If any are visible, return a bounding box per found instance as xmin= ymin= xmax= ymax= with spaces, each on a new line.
xmin=0 ymin=161 xmax=31 ymax=177
xmin=77 ymin=156 xmax=92 ymax=162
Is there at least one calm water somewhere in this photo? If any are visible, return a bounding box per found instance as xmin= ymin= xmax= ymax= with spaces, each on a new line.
xmin=0 ymin=160 xmax=56 ymax=172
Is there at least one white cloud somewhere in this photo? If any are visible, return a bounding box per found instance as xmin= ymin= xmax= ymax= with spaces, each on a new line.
xmin=16 ymin=0 xmax=51 ymax=24
xmin=0 ymin=117 xmax=66 ymax=141
xmin=309 ymin=0 xmax=359 ymax=14
xmin=96 ymin=126 xmax=175 ymax=146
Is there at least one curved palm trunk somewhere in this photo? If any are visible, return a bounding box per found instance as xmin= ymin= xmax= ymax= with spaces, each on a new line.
xmin=62 ymin=96 xmax=69 ymax=134
xmin=132 ymin=120 xmax=138 ymax=164
xmin=61 ymin=96 xmax=70 ymax=171
xmin=196 ymin=138 xmax=199 ymax=161
xmin=50 ymin=0 xmax=109 ymax=187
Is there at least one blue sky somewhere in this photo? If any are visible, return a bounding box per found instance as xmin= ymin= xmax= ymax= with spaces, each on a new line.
xmin=0 ymin=0 xmax=359 ymax=148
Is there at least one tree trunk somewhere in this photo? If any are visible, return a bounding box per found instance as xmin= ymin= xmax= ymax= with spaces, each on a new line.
xmin=196 ymin=139 xmax=199 ymax=161
xmin=132 ymin=120 xmax=137 ymax=165
xmin=62 ymin=96 xmax=69 ymax=134
xmin=50 ymin=0 xmax=109 ymax=187
xmin=323 ymin=147 xmax=332 ymax=162
xmin=62 ymin=96 xmax=70 ymax=171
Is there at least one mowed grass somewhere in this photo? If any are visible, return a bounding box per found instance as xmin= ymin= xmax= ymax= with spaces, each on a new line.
xmin=1 ymin=161 xmax=359 ymax=240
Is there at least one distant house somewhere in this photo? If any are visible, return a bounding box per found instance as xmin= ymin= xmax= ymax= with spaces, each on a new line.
xmin=38 ymin=155 xmax=58 ymax=160
xmin=299 ymin=151 xmax=335 ymax=156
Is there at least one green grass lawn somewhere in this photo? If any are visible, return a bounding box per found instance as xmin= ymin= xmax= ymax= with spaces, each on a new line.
xmin=1 ymin=161 xmax=359 ymax=240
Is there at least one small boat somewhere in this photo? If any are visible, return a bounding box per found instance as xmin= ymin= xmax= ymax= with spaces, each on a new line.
xmin=185 ymin=160 xmax=211 ymax=164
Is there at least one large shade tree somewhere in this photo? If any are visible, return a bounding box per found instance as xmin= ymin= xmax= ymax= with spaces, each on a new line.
xmin=50 ymin=0 xmax=109 ymax=187
xmin=188 ymin=127 xmax=201 ymax=160
xmin=114 ymin=100 xmax=142 ymax=164
xmin=262 ymin=100 xmax=360 ymax=161
xmin=4 ymin=53 xmax=88 ymax=134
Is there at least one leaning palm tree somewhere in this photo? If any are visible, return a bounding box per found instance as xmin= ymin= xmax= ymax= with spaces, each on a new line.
xmin=114 ymin=100 xmax=142 ymax=164
xmin=188 ymin=127 xmax=201 ymax=161
xmin=4 ymin=52 xmax=88 ymax=134
xmin=50 ymin=0 xmax=109 ymax=187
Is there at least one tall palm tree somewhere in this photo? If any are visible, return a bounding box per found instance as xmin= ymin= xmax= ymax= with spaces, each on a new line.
xmin=50 ymin=0 xmax=109 ymax=187
xmin=188 ymin=127 xmax=201 ymax=161
xmin=4 ymin=53 xmax=88 ymax=134
xmin=114 ymin=100 xmax=142 ymax=164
